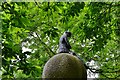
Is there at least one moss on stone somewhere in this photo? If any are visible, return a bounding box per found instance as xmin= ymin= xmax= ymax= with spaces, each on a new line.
xmin=42 ymin=53 xmax=87 ymax=79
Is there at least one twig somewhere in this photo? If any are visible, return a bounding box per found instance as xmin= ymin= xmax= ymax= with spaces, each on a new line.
xmin=35 ymin=32 xmax=56 ymax=55
xmin=34 ymin=0 xmax=41 ymax=8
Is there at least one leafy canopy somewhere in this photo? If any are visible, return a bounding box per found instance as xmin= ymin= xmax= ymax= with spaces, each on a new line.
xmin=1 ymin=2 xmax=120 ymax=79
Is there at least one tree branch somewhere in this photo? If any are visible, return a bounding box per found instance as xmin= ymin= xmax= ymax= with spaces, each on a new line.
xmin=87 ymin=66 xmax=120 ymax=74
xmin=34 ymin=0 xmax=41 ymax=8
xmin=30 ymin=33 xmax=52 ymax=57
xmin=35 ymin=32 xmax=56 ymax=55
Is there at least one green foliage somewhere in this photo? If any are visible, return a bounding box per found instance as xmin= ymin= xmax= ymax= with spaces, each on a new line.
xmin=1 ymin=2 xmax=120 ymax=79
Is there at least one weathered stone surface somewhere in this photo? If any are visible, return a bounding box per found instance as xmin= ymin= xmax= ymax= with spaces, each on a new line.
xmin=42 ymin=53 xmax=87 ymax=79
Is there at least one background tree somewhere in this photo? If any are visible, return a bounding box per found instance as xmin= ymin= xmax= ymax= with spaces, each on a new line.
xmin=1 ymin=1 xmax=120 ymax=79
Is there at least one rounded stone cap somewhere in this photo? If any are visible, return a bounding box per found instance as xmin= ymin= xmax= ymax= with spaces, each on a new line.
xmin=42 ymin=53 xmax=87 ymax=79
